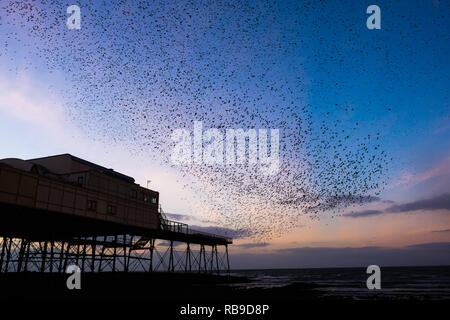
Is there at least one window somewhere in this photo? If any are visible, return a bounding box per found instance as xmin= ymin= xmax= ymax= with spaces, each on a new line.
xmin=77 ymin=176 xmax=84 ymax=186
xmin=87 ymin=200 xmax=97 ymax=211
xmin=142 ymin=193 xmax=149 ymax=202
xmin=131 ymin=189 xmax=137 ymax=199
xmin=151 ymin=197 xmax=157 ymax=204
xmin=107 ymin=205 xmax=117 ymax=216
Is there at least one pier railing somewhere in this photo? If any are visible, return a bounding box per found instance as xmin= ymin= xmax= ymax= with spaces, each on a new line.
xmin=158 ymin=205 xmax=232 ymax=242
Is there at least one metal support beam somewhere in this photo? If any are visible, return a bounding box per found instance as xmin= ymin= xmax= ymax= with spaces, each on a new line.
xmin=75 ymin=242 xmax=80 ymax=267
xmin=0 ymin=237 xmax=7 ymax=272
xmin=186 ymin=243 xmax=191 ymax=272
xmin=169 ymin=240 xmax=174 ymax=272
xmin=24 ymin=240 xmax=31 ymax=272
xmin=210 ymin=245 xmax=214 ymax=272
xmin=17 ymin=239 xmax=26 ymax=272
xmin=49 ymin=239 xmax=55 ymax=273
xmin=149 ymin=239 xmax=154 ymax=272
xmin=91 ymin=237 xmax=97 ymax=272
xmin=5 ymin=238 xmax=12 ymax=272
xmin=123 ymin=234 xmax=128 ymax=272
xmin=126 ymin=235 xmax=133 ymax=272
xmin=98 ymin=236 xmax=106 ymax=272
xmin=0 ymin=232 xmax=231 ymax=274
xmin=63 ymin=241 xmax=71 ymax=273
xmin=215 ymin=245 xmax=219 ymax=274
xmin=59 ymin=241 xmax=65 ymax=273
xmin=112 ymin=235 xmax=117 ymax=272
xmin=81 ymin=240 xmax=87 ymax=272
xmin=41 ymin=241 xmax=48 ymax=273
xmin=225 ymin=244 xmax=230 ymax=274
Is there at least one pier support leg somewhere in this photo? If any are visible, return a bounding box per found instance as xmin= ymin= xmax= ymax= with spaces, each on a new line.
xmin=112 ymin=235 xmax=117 ymax=272
xmin=123 ymin=234 xmax=128 ymax=272
xmin=4 ymin=238 xmax=12 ymax=272
xmin=169 ymin=240 xmax=174 ymax=272
xmin=215 ymin=245 xmax=219 ymax=274
xmin=17 ymin=239 xmax=26 ymax=272
xmin=210 ymin=245 xmax=214 ymax=273
xmin=63 ymin=242 xmax=71 ymax=272
xmin=98 ymin=236 xmax=106 ymax=272
xmin=75 ymin=242 xmax=80 ymax=267
xmin=225 ymin=244 xmax=230 ymax=274
xmin=49 ymin=239 xmax=55 ymax=273
xmin=199 ymin=244 xmax=207 ymax=273
xmin=58 ymin=241 xmax=65 ymax=273
xmin=81 ymin=240 xmax=87 ymax=272
xmin=24 ymin=240 xmax=31 ymax=272
xmin=91 ymin=237 xmax=96 ymax=272
xmin=203 ymin=245 xmax=207 ymax=272
xmin=185 ymin=243 xmax=191 ymax=272
xmin=41 ymin=241 xmax=48 ymax=273
xmin=149 ymin=239 xmax=154 ymax=272
xmin=0 ymin=237 xmax=7 ymax=272
xmin=126 ymin=236 xmax=133 ymax=272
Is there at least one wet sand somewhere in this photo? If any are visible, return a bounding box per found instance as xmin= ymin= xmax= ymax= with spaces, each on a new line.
xmin=0 ymin=272 xmax=446 ymax=317
xmin=0 ymin=272 xmax=324 ymax=301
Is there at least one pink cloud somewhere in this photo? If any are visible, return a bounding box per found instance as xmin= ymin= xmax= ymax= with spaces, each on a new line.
xmin=388 ymin=155 xmax=450 ymax=190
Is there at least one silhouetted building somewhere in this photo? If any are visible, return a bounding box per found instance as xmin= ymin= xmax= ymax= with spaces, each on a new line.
xmin=0 ymin=154 xmax=231 ymax=274
xmin=0 ymin=154 xmax=159 ymax=230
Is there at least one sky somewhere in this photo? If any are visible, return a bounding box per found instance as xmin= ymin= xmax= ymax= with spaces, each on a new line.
xmin=0 ymin=0 xmax=449 ymax=268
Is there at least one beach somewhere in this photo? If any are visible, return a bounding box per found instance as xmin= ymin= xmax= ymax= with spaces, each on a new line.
xmin=1 ymin=266 xmax=449 ymax=302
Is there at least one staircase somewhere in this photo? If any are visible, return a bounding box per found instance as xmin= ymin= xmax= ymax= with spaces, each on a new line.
xmin=158 ymin=204 xmax=170 ymax=231
xmin=132 ymin=205 xmax=169 ymax=249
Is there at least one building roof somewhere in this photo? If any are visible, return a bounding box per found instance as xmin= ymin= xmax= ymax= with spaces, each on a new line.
xmin=27 ymin=153 xmax=135 ymax=183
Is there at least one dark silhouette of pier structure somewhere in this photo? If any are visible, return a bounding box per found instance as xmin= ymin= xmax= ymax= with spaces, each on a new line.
xmin=0 ymin=154 xmax=231 ymax=274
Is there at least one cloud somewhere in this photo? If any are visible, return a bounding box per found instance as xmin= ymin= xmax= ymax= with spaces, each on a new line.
xmin=0 ymin=73 xmax=72 ymax=138
xmin=385 ymin=193 xmax=450 ymax=213
xmin=329 ymin=195 xmax=380 ymax=204
xmin=389 ymin=156 xmax=450 ymax=189
xmin=230 ymin=242 xmax=450 ymax=269
xmin=165 ymin=213 xmax=192 ymax=221
xmin=343 ymin=209 xmax=384 ymax=218
xmin=158 ymin=240 xmax=185 ymax=247
xmin=236 ymin=242 xmax=269 ymax=249
xmin=406 ymin=242 xmax=450 ymax=249
xmin=343 ymin=193 xmax=450 ymax=218
xmin=164 ymin=212 xmax=218 ymax=225
xmin=431 ymin=229 xmax=450 ymax=233
xmin=189 ymin=225 xmax=250 ymax=239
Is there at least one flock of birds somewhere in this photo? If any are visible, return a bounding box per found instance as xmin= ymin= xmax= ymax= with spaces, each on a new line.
xmin=1 ymin=0 xmax=392 ymax=241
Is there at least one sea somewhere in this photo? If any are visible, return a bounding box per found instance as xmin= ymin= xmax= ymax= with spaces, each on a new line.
xmin=231 ymin=266 xmax=450 ymax=300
